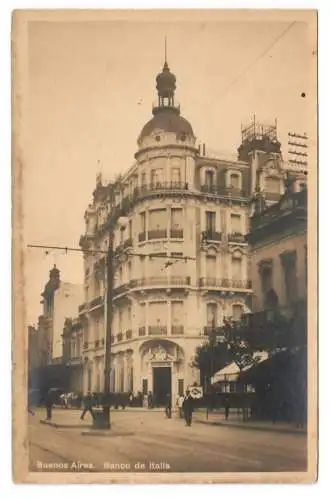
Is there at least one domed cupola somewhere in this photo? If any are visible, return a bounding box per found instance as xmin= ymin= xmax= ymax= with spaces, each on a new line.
xmin=155 ymin=61 xmax=177 ymax=108
xmin=137 ymin=42 xmax=195 ymax=147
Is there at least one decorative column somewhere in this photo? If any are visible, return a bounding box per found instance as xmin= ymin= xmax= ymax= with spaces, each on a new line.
xmin=123 ymin=352 xmax=129 ymax=392
xmin=166 ymin=155 xmax=171 ymax=184
xmin=167 ymin=300 xmax=172 ymax=336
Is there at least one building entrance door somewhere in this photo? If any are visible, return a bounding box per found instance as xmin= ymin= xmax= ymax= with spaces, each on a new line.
xmin=153 ymin=366 xmax=172 ymax=407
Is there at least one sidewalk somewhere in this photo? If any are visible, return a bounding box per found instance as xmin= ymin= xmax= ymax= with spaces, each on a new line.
xmin=37 ymin=408 xmax=93 ymax=429
xmin=194 ymin=411 xmax=307 ymax=435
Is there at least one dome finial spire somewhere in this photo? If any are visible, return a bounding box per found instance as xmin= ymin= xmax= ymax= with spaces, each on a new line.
xmin=164 ymin=36 xmax=167 ymax=65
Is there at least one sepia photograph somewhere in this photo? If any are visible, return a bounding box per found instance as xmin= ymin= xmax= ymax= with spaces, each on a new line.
xmin=12 ymin=8 xmax=317 ymax=483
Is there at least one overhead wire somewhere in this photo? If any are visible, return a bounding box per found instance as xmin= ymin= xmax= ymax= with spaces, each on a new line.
xmin=219 ymin=21 xmax=297 ymax=100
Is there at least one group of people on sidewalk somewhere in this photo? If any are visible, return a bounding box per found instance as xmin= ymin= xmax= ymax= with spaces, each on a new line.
xmin=35 ymin=388 xmax=196 ymax=426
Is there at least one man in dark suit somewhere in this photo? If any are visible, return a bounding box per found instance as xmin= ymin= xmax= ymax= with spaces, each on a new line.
xmin=182 ymin=390 xmax=194 ymax=427
xmin=80 ymin=391 xmax=95 ymax=421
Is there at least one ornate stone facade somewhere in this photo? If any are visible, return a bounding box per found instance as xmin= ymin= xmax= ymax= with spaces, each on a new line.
xmin=77 ymin=59 xmax=306 ymax=406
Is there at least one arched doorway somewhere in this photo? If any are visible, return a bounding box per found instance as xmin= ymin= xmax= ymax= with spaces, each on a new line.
xmin=139 ymin=340 xmax=184 ymax=407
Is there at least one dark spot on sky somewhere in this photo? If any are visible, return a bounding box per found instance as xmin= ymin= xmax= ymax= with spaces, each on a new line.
xmin=301 ymin=92 xmax=306 ymax=98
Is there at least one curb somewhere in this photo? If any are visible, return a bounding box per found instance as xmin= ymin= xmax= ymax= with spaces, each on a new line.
xmin=40 ymin=420 xmax=91 ymax=430
xmin=195 ymin=419 xmax=307 ymax=435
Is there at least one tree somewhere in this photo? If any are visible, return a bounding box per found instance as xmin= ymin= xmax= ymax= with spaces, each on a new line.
xmin=193 ymin=305 xmax=307 ymax=392
xmin=192 ymin=338 xmax=230 ymax=387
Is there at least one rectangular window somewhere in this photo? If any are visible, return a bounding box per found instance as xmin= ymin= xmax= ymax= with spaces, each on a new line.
xmin=171 ymin=168 xmax=181 ymax=184
xmin=128 ymin=261 xmax=132 ymax=281
xmin=149 ymin=301 xmax=167 ymax=325
xmin=207 ymin=303 xmax=217 ymax=327
xmin=178 ymin=379 xmax=184 ymax=396
xmin=232 ymin=257 xmax=242 ymax=281
xmin=205 ymin=211 xmax=216 ymax=232
xmin=171 ymin=301 xmax=184 ymax=325
xmin=128 ymin=219 xmax=132 ymax=238
xmin=139 ymin=256 xmax=145 ymax=279
xmin=140 ymin=212 xmax=146 ymax=233
xmin=171 ymin=208 xmax=183 ymax=229
xmin=205 ymin=170 xmax=214 ymax=189
xmin=260 ymin=263 xmax=273 ymax=299
xmin=141 ymin=172 xmax=147 ymax=187
xmin=231 ymin=214 xmax=242 ymax=233
xmin=142 ymin=379 xmax=148 ymax=395
xmin=206 ymin=255 xmax=216 ymax=279
xmin=230 ymin=173 xmax=240 ymax=189
xmin=149 ymin=209 xmax=167 ymax=230
xmin=282 ymin=253 xmax=298 ymax=306
xmin=232 ymin=304 xmax=243 ymax=321
xmin=151 ymin=168 xmax=163 ymax=186
xmin=139 ymin=303 xmax=146 ymax=327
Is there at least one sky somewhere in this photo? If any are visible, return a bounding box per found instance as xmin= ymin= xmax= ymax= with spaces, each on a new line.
xmin=23 ymin=12 xmax=314 ymax=325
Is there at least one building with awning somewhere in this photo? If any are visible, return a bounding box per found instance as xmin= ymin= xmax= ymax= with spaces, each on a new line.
xmin=211 ymin=351 xmax=269 ymax=392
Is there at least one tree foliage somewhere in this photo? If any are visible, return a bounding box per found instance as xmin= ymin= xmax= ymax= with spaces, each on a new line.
xmin=193 ymin=300 xmax=307 ymax=380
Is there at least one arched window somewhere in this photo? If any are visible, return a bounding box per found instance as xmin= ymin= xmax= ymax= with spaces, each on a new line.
xmin=207 ymin=303 xmax=218 ymax=328
xmin=230 ymin=173 xmax=240 ymax=189
xmin=232 ymin=304 xmax=243 ymax=321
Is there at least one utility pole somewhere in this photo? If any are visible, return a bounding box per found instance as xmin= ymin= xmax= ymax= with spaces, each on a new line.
xmin=102 ymin=232 xmax=114 ymax=428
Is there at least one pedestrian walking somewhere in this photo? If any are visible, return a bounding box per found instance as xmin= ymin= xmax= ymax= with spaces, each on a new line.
xmin=176 ymin=393 xmax=184 ymax=418
xmin=147 ymin=391 xmax=153 ymax=409
xmin=43 ymin=389 xmax=54 ymax=421
xmin=80 ymin=391 xmax=95 ymax=421
xmin=224 ymin=396 xmax=230 ymax=421
xmin=182 ymin=390 xmax=194 ymax=427
xmin=165 ymin=393 xmax=172 ymax=418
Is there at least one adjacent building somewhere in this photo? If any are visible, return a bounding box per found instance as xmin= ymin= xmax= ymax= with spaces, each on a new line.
xmin=62 ymin=316 xmax=84 ymax=393
xmin=40 ymin=266 xmax=84 ymax=361
xmin=248 ymin=180 xmax=307 ymax=317
xmin=77 ymin=57 xmax=305 ymax=406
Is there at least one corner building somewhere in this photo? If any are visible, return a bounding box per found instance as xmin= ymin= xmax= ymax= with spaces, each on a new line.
xmin=79 ymin=59 xmax=294 ymax=406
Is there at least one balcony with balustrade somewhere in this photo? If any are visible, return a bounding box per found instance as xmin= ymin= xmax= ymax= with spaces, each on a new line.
xmin=200 ymin=184 xmax=246 ymax=198
xmin=201 ymin=230 xmax=222 ymax=242
xmin=125 ymin=329 xmax=132 ymax=340
xmin=199 ymin=277 xmax=252 ymax=291
xmin=138 ymin=326 xmax=146 ymax=337
xmin=113 ymin=276 xmax=192 ymax=298
xmin=89 ymin=295 xmax=104 ymax=311
xmin=227 ymin=232 xmax=246 ymax=244
xmin=148 ymin=229 xmax=168 ymax=240
xmin=171 ymin=325 xmax=184 ymax=335
xmin=148 ymin=325 xmax=167 ymax=336
xmin=139 ymin=227 xmax=184 ymax=242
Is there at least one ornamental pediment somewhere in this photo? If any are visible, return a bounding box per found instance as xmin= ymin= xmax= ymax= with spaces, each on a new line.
xmin=147 ymin=344 xmax=176 ymax=363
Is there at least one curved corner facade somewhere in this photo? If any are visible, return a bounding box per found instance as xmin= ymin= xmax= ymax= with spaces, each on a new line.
xmin=77 ymin=60 xmax=305 ymax=407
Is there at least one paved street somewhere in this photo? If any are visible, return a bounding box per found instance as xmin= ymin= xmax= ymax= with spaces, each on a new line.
xmin=28 ymin=409 xmax=307 ymax=473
